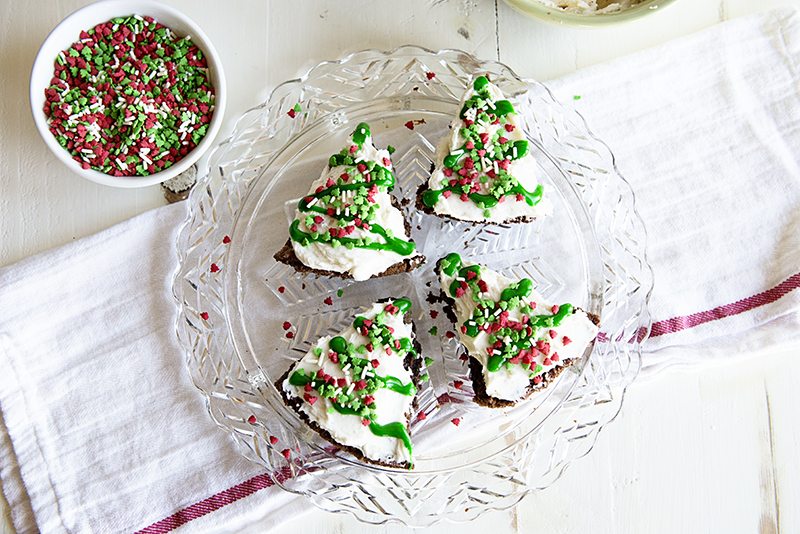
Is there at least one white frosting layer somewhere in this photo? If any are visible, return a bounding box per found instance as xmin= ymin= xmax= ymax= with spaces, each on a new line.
xmin=282 ymin=302 xmax=416 ymax=465
xmin=426 ymin=80 xmax=553 ymax=223
xmin=440 ymin=260 xmax=598 ymax=402
xmin=290 ymin=131 xmax=418 ymax=281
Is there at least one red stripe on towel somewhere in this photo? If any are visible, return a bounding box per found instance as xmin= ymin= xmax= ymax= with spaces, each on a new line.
xmin=135 ymin=467 xmax=292 ymax=534
xmin=650 ymin=272 xmax=800 ymax=337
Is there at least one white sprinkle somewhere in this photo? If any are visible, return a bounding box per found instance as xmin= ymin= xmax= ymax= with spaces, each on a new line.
xmin=360 ymin=366 xmax=368 ymax=379
xmin=512 ymin=147 xmax=518 ymax=158
xmin=317 ymin=351 xmax=325 ymax=366
xmin=342 ymin=363 xmax=351 ymax=372
xmin=346 ymin=383 xmax=355 ymax=396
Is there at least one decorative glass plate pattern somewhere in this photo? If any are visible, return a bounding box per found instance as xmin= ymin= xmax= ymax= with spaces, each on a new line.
xmin=173 ymin=46 xmax=653 ymax=526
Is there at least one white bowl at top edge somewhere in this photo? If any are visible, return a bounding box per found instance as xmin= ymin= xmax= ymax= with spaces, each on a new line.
xmin=29 ymin=0 xmax=227 ymax=188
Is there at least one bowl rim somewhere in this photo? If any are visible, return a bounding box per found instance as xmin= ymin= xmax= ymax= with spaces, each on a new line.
xmin=29 ymin=0 xmax=227 ymax=188
xmin=503 ymin=0 xmax=679 ymax=27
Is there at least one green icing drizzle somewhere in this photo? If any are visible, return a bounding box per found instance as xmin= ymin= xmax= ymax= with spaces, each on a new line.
xmin=289 ymin=299 xmax=417 ymax=461
xmin=439 ymin=253 xmax=576 ymax=377
xmin=289 ymin=122 xmax=415 ymax=258
xmin=440 ymin=252 xmax=463 ymax=276
xmin=424 ymin=75 xmax=544 ymax=215
xmin=369 ymin=422 xmax=413 ymax=458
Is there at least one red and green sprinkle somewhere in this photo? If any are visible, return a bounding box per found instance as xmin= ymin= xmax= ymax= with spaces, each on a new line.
xmin=43 ymin=15 xmax=215 ymax=176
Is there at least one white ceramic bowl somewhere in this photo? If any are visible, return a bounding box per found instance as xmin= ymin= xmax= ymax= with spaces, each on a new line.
xmin=503 ymin=0 xmax=678 ymax=27
xmin=30 ymin=0 xmax=227 ymax=188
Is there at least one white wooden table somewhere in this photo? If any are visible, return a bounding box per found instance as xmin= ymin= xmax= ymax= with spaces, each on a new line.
xmin=2 ymin=1 xmax=799 ymax=532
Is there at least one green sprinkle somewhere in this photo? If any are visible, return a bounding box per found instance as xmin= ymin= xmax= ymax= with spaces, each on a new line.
xmin=293 ymin=103 xmax=302 ymax=113
xmin=387 ymin=145 xmax=396 ymax=154
xmin=428 ymin=326 xmax=437 ymax=336
xmin=573 ymin=95 xmax=582 ymax=101
xmin=336 ymin=289 xmax=343 ymax=298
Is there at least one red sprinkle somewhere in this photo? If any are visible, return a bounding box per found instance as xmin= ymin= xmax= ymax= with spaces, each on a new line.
xmin=287 ymin=109 xmax=297 ymax=118
xmin=549 ymin=329 xmax=557 ymax=339
xmin=445 ymin=331 xmax=455 ymax=339
xmin=562 ymin=336 xmax=572 ymax=345
xmin=451 ymin=418 xmax=461 ymax=426
xmin=371 ymin=359 xmax=380 ymax=368
xmin=281 ymin=448 xmax=291 ymax=459
xmin=269 ymin=435 xmax=279 ymax=445
xmin=323 ymin=296 xmax=333 ymax=305
xmin=426 ymin=71 xmax=436 ymax=80
xmin=200 ymin=312 xmax=209 ymax=321
xmin=404 ymin=120 xmax=414 ymax=130
xmin=247 ymin=415 xmax=256 ymax=424
xmin=551 ymin=305 xmax=560 ymax=314
xmin=282 ymin=321 xmax=292 ymax=330
xmin=278 ymin=286 xmax=286 ymax=294
xmin=453 ymin=380 xmax=463 ymax=390
xmin=430 ymin=310 xmax=439 ymax=319
xmin=222 ymin=235 xmax=231 ymax=244
xmin=417 ymin=411 xmax=427 ymax=421
xmin=532 ymin=375 xmax=543 ymax=385
xmin=285 ymin=331 xmax=294 ymax=339
xmin=210 ymin=263 xmax=220 ymax=273
xmin=361 ymin=418 xmax=370 ymax=426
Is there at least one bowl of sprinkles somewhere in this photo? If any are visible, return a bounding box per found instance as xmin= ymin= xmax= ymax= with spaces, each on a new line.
xmin=30 ymin=0 xmax=226 ymax=188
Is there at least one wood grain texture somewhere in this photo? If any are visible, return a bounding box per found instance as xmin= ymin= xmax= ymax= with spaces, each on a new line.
xmin=2 ymin=1 xmax=800 ymax=533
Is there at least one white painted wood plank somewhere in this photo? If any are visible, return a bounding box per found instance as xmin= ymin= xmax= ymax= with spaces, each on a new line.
xmin=262 ymin=0 xmax=498 ymax=91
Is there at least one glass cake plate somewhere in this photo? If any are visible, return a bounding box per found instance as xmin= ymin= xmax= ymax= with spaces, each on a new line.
xmin=173 ymin=46 xmax=653 ymax=527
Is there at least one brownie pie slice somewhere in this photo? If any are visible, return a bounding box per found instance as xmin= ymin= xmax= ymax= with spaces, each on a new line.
xmin=278 ymin=298 xmax=423 ymax=468
xmin=418 ymin=75 xmax=552 ymax=224
xmin=437 ymin=253 xmax=599 ymax=407
xmin=275 ymin=122 xmax=423 ymax=281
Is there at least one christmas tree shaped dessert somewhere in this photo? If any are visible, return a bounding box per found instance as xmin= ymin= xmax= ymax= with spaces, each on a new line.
xmin=278 ymin=298 xmax=423 ymax=468
xmin=437 ymin=253 xmax=599 ymax=407
xmin=418 ymin=75 xmax=553 ymax=224
xmin=274 ymin=123 xmax=422 ymax=281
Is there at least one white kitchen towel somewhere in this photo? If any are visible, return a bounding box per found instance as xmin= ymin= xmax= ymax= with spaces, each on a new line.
xmin=549 ymin=7 xmax=800 ymax=372
xmin=2 ymin=7 xmax=800 ymax=533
